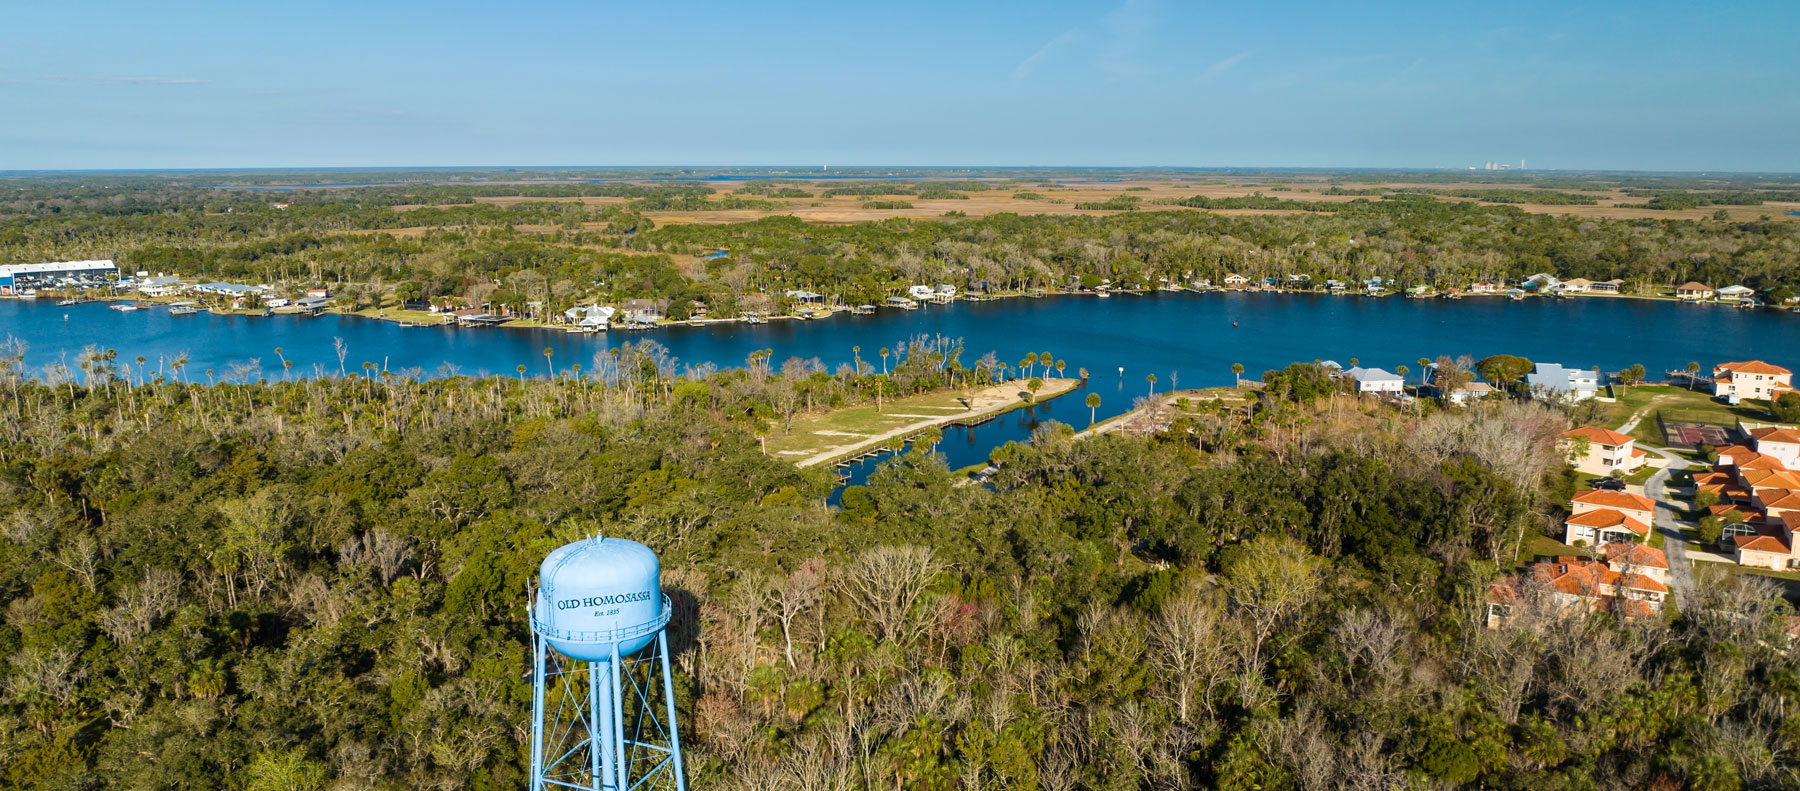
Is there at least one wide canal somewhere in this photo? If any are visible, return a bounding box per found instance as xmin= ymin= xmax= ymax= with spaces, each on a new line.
xmin=2 ymin=293 xmax=1793 ymax=485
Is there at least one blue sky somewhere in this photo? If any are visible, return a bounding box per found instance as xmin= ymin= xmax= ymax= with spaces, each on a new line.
xmin=3 ymin=1 xmax=1796 ymax=171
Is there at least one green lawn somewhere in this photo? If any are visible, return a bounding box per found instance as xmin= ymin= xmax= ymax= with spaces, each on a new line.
xmin=765 ymin=379 xmax=1079 ymax=458
xmin=1600 ymin=385 xmax=1783 ymax=447
xmin=1514 ymin=534 xmax=1579 ymax=569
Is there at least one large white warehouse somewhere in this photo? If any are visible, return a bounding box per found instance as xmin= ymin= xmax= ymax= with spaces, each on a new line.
xmin=0 ymin=260 xmax=118 ymax=293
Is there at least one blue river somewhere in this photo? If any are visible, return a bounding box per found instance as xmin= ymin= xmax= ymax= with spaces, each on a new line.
xmin=2 ymin=293 xmax=1794 ymax=484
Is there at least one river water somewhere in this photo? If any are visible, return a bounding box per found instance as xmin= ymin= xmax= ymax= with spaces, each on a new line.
xmin=3 ymin=293 xmax=1793 ymax=484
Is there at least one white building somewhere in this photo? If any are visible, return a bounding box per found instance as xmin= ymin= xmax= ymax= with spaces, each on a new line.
xmin=1527 ymin=363 xmax=1599 ymax=402
xmin=1344 ymin=366 xmax=1405 ymax=395
xmin=1560 ymin=426 xmax=1647 ymax=476
xmin=1712 ymin=361 xmax=1793 ymax=401
xmin=137 ymin=275 xmax=186 ymax=297
xmin=0 ymin=260 xmax=118 ymax=293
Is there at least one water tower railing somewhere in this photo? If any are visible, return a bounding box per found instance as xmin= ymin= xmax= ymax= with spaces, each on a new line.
xmin=530 ymin=594 xmax=673 ymax=644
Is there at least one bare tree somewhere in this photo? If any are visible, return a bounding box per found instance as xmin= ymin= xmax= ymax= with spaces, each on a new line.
xmin=767 ymin=559 xmax=826 ymax=670
xmin=1149 ymin=584 xmax=1232 ymax=723
xmin=842 ymin=545 xmax=942 ymax=643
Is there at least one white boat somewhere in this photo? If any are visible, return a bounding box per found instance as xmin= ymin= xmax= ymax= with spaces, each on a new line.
xmin=16 ymin=289 xmax=37 ymax=299
xmin=169 ymin=305 xmax=199 ymax=315
xmin=110 ymin=303 xmax=141 ymax=312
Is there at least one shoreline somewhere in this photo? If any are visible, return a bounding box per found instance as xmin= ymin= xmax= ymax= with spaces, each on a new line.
xmin=794 ymin=377 xmax=1083 ymax=469
xmin=5 ymin=283 xmax=1788 ymax=339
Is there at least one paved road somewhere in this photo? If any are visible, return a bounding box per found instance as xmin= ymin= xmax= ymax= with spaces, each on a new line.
xmin=1640 ymin=446 xmax=1697 ymax=602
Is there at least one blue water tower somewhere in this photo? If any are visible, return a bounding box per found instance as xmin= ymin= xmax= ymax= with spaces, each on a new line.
xmin=530 ymin=537 xmax=686 ymax=791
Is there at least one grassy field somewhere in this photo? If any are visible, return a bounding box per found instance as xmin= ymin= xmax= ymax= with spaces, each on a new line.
xmin=764 ymin=378 xmax=1081 ymax=461
xmin=1601 ymin=385 xmax=1782 ymax=447
xmin=390 ymin=177 xmax=1800 ymax=227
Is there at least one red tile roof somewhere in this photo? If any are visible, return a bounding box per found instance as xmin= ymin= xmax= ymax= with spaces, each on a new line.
xmin=1572 ymin=489 xmax=1655 ymax=512
xmin=1564 ymin=426 xmax=1635 ymax=446
xmin=1566 ymin=508 xmax=1652 ymax=535
xmin=1760 ymin=490 xmax=1800 ymax=511
xmin=1734 ymin=533 xmax=1792 ymax=554
xmin=1751 ymin=427 xmax=1800 ymax=445
xmin=1716 ymin=360 xmax=1793 ymax=376
xmin=1603 ymin=542 xmax=1669 ymax=570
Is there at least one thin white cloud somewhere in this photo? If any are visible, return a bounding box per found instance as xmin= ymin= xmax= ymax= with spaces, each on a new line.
xmin=1014 ymin=29 xmax=1083 ymax=79
xmin=39 ymin=74 xmax=208 ymax=86
xmin=1097 ymin=0 xmax=1157 ymax=79
xmin=1198 ymin=50 xmax=1256 ymax=81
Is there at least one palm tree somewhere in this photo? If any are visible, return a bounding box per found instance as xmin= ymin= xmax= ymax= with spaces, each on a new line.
xmin=543 ymin=347 xmax=554 ymax=377
xmin=1078 ymin=366 xmax=1089 ymax=381
xmin=1686 ymin=361 xmax=1701 ymax=390
xmin=879 ymin=347 xmax=890 ymax=375
xmin=1146 ymin=373 xmax=1158 ymax=398
xmin=1395 ymin=364 xmax=1410 ymax=390
xmin=1025 ymin=352 xmax=1039 ymax=378
xmin=852 ymin=345 xmax=862 ymax=373
xmin=1231 ymin=362 xmax=1244 ymax=387
xmin=516 ymin=364 xmax=527 ymax=381
xmin=1348 ymin=358 xmax=1359 ymax=368
xmin=1040 ymin=351 xmax=1054 ymax=376
xmin=1055 ymin=359 xmax=1066 ymax=378
xmin=1086 ymin=392 xmax=1101 ymax=425
xmin=1417 ymin=357 xmax=1431 ymax=387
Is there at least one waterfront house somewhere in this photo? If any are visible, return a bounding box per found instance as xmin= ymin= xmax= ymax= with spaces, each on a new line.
xmin=306 ymin=288 xmax=331 ymax=298
xmin=884 ymin=296 xmax=918 ymax=310
xmin=1711 ymin=360 xmax=1794 ymax=400
xmin=1223 ymin=273 xmax=1249 ymax=287
xmin=1523 ymin=273 xmax=1561 ymax=291
xmin=1716 ymin=284 xmax=1755 ymax=302
xmin=1526 ymin=363 xmax=1600 ymax=402
xmin=1363 ymin=277 xmax=1387 ymax=294
xmin=1675 ymin=281 xmax=1714 ymax=300
xmin=294 ymin=295 xmax=332 ymax=313
xmin=908 ymin=285 xmax=936 ymax=300
xmin=1326 ymin=279 xmax=1347 ymax=293
xmin=620 ymin=298 xmax=667 ymax=325
xmin=193 ymin=282 xmax=264 ymax=298
xmin=934 ymin=284 xmax=957 ymax=303
xmin=1560 ymin=278 xmax=1594 ymax=293
xmin=1590 ymin=279 xmax=1624 ymax=293
xmin=1344 ymin=366 xmax=1405 ymax=396
xmin=1561 ymin=426 xmax=1651 ymax=476
xmin=1438 ymin=380 xmax=1495 ymax=406
xmin=1469 ymin=281 xmax=1501 ymax=294
xmin=137 ymin=275 xmax=185 ymax=297
xmin=783 ymin=290 xmax=823 ymax=303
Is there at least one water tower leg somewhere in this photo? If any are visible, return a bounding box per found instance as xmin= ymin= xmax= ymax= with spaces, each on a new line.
xmin=596 ymin=658 xmax=617 ymax=790
xmin=588 ymin=660 xmax=602 ymax=790
xmin=530 ymin=634 xmax=546 ymax=791
xmin=611 ymin=646 xmax=629 ymax=791
xmin=658 ymin=630 xmax=688 ymax=791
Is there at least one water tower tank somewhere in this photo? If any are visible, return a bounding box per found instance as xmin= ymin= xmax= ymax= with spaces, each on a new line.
xmin=533 ymin=537 xmax=668 ymax=660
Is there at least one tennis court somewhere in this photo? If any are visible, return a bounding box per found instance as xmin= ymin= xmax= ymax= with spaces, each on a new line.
xmin=1662 ymin=420 xmax=1734 ymax=449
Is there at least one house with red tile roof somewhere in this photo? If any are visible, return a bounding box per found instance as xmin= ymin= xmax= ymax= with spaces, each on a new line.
xmin=1746 ymin=425 xmax=1800 ymax=469
xmin=1734 ymin=512 xmax=1800 ymax=571
xmin=1486 ymin=552 xmax=1669 ymax=627
xmin=1560 ymin=426 xmax=1658 ymax=477
xmin=1569 ymin=489 xmax=1654 ymax=520
xmin=1564 ymin=508 xmax=1652 ymax=547
xmin=1712 ymin=361 xmax=1794 ymax=401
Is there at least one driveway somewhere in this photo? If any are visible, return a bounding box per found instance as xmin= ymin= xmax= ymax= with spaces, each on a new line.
xmin=1640 ymin=446 xmax=1698 ymax=601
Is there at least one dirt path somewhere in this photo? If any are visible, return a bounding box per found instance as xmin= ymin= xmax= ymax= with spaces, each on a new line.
xmin=795 ymin=378 xmax=1081 ymax=468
